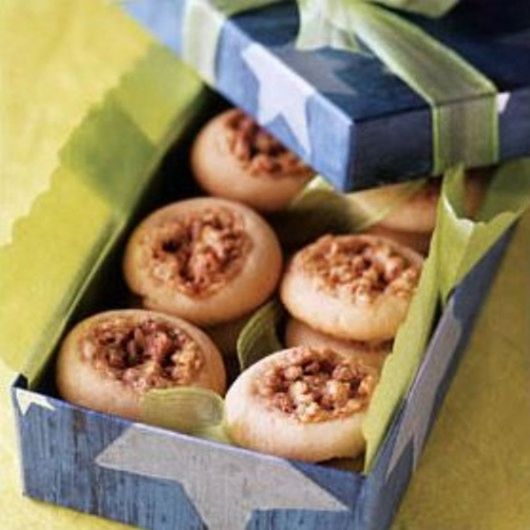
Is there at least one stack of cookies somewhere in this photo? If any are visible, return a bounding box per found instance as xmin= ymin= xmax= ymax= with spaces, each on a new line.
xmin=223 ymin=233 xmax=423 ymax=462
xmin=281 ymin=233 xmax=423 ymax=360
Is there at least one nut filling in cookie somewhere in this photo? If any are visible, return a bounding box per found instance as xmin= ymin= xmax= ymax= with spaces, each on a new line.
xmin=142 ymin=208 xmax=252 ymax=298
xmin=300 ymin=235 xmax=421 ymax=303
xmin=225 ymin=110 xmax=312 ymax=178
xmin=81 ymin=316 xmax=203 ymax=391
xmin=255 ymin=347 xmax=378 ymax=423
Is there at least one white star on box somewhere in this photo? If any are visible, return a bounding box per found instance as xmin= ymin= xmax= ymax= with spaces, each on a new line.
xmin=241 ymin=43 xmax=317 ymax=155
xmin=16 ymin=390 xmax=55 ymax=416
xmin=97 ymin=424 xmax=348 ymax=530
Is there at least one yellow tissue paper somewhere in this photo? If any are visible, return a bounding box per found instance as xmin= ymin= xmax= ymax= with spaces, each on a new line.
xmin=0 ymin=0 xmax=206 ymax=384
xmin=0 ymin=0 xmax=149 ymax=246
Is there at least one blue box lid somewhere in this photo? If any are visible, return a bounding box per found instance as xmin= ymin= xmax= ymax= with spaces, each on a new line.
xmin=123 ymin=0 xmax=530 ymax=191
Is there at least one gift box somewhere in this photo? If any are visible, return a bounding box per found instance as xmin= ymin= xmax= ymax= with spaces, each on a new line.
xmin=5 ymin=52 xmax=524 ymax=530
xmin=10 ymin=230 xmax=511 ymax=530
xmin=122 ymin=0 xmax=530 ymax=191
xmin=3 ymin=3 xmax=529 ymax=530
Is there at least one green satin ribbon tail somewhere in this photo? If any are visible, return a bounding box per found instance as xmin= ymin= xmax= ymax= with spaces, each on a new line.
xmin=140 ymin=387 xmax=231 ymax=443
xmin=296 ymin=0 xmax=499 ymax=173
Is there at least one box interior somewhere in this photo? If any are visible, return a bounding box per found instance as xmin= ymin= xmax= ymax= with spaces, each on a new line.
xmin=13 ymin=90 xmax=405 ymax=479
xmin=12 ymin=228 xmax=510 ymax=530
xmin=11 ymin=91 xmax=516 ymax=530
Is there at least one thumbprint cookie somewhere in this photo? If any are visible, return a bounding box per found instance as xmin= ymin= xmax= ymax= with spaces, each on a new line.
xmin=124 ymin=197 xmax=283 ymax=326
xmin=191 ymin=109 xmax=313 ymax=212
xmin=280 ymin=234 xmax=423 ymax=341
xmin=225 ymin=347 xmax=379 ymax=462
xmin=56 ymin=309 xmax=226 ymax=420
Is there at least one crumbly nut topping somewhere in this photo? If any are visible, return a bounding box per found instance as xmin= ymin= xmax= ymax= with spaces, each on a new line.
xmin=297 ymin=235 xmax=421 ymax=303
xmin=142 ymin=207 xmax=252 ymax=297
xmin=255 ymin=347 xmax=378 ymax=423
xmin=224 ymin=109 xmax=313 ymax=179
xmin=81 ymin=316 xmax=203 ymax=391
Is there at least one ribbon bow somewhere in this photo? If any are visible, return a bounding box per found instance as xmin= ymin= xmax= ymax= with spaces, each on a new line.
xmin=297 ymin=0 xmax=459 ymax=53
xmin=183 ymin=0 xmax=498 ymax=175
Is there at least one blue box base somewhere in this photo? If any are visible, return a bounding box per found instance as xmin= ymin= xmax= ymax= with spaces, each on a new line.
xmin=11 ymin=227 xmax=511 ymax=529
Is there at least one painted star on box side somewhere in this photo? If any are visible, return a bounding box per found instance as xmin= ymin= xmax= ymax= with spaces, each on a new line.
xmin=386 ymin=300 xmax=463 ymax=478
xmin=96 ymin=425 xmax=349 ymax=530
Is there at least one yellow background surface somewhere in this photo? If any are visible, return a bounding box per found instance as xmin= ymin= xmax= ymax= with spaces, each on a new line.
xmin=1 ymin=1 xmax=529 ymax=529
xmin=2 ymin=213 xmax=528 ymax=530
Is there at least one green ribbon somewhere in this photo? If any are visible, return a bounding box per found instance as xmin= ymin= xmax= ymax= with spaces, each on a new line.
xmin=298 ymin=0 xmax=499 ymax=173
xmin=182 ymin=0 xmax=499 ymax=173
xmin=141 ymin=387 xmax=231 ymax=443
xmin=365 ymin=0 xmax=459 ymax=17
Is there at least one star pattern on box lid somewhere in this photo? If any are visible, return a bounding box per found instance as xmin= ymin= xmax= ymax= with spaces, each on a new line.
xmin=241 ymin=43 xmax=317 ymax=155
